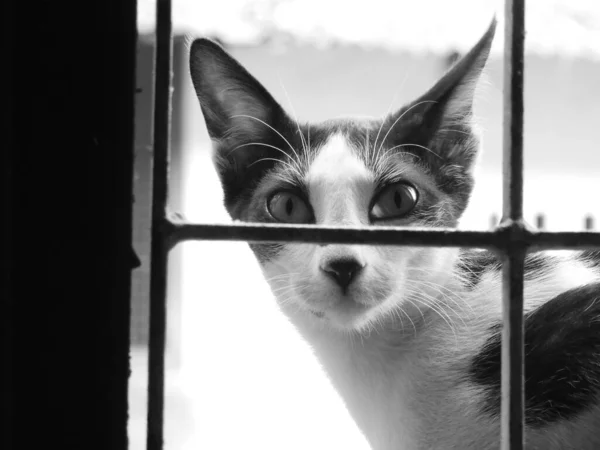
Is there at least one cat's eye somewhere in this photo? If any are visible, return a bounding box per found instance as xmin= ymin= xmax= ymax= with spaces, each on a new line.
xmin=267 ymin=191 xmax=313 ymax=224
xmin=370 ymin=183 xmax=418 ymax=221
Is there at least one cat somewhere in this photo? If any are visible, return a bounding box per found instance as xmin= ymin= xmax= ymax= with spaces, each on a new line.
xmin=189 ymin=18 xmax=600 ymax=450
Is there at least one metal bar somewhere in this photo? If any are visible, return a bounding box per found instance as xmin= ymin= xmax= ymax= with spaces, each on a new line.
xmin=147 ymin=0 xmax=173 ymax=448
xmin=501 ymin=246 xmax=526 ymax=450
xmin=165 ymin=221 xmax=600 ymax=250
xmin=502 ymin=0 xmax=525 ymax=224
xmin=501 ymin=0 xmax=527 ymax=448
xmin=168 ymin=222 xmax=499 ymax=248
xmin=529 ymin=231 xmax=600 ymax=250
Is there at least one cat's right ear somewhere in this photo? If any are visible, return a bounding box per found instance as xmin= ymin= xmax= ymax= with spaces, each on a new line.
xmin=189 ymin=38 xmax=286 ymax=148
xmin=189 ymin=38 xmax=296 ymax=211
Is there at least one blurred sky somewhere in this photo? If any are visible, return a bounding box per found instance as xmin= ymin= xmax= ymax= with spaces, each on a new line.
xmin=138 ymin=0 xmax=600 ymax=59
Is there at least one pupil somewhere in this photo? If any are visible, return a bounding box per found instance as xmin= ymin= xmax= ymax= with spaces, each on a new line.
xmin=285 ymin=197 xmax=294 ymax=215
xmin=394 ymin=190 xmax=402 ymax=208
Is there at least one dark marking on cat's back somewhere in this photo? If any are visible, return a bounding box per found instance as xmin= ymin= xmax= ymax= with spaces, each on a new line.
xmin=469 ymin=282 xmax=600 ymax=428
xmin=523 ymin=252 xmax=553 ymax=279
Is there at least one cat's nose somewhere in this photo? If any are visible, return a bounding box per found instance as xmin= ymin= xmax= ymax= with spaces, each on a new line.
xmin=321 ymin=258 xmax=365 ymax=292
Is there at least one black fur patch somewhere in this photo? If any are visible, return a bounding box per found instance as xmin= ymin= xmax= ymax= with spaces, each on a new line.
xmin=523 ymin=252 xmax=552 ymax=280
xmin=470 ymin=282 xmax=600 ymax=428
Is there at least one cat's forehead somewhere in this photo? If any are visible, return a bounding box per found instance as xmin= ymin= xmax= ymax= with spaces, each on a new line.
xmin=305 ymin=132 xmax=373 ymax=224
xmin=306 ymin=132 xmax=372 ymax=186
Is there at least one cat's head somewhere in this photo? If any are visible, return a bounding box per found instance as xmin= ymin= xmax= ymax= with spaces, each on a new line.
xmin=190 ymin=20 xmax=496 ymax=332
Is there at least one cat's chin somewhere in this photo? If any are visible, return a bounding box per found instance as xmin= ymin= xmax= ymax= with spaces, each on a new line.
xmin=282 ymin=297 xmax=388 ymax=333
xmin=310 ymin=301 xmax=373 ymax=331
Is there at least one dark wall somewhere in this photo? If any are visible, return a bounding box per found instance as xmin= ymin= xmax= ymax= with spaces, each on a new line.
xmin=2 ymin=0 xmax=137 ymax=448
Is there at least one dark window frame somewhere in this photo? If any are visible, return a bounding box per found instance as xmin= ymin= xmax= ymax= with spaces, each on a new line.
xmin=3 ymin=0 xmax=137 ymax=448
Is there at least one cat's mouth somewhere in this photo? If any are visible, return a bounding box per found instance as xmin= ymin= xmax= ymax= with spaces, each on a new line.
xmin=315 ymin=300 xmax=379 ymax=330
xmin=304 ymin=291 xmax=384 ymax=329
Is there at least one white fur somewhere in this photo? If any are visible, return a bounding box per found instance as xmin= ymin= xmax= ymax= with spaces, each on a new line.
xmin=306 ymin=133 xmax=373 ymax=226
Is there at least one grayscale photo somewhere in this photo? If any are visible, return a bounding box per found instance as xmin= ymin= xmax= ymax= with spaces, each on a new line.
xmin=4 ymin=1 xmax=599 ymax=450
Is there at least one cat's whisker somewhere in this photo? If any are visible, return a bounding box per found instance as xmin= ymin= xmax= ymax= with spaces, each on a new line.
xmin=248 ymin=157 xmax=303 ymax=175
xmin=405 ymin=288 xmax=459 ymax=345
xmin=275 ymin=290 xmax=299 ymax=307
xmin=371 ymin=117 xmax=389 ymax=169
xmin=409 ymin=282 xmax=467 ymax=323
xmin=389 ymin=307 xmax=406 ymax=331
xmin=383 ymin=143 xmax=441 ymax=159
xmin=279 ymin=78 xmax=308 ymax=155
xmin=230 ymin=142 xmax=304 ymax=175
xmin=396 ymin=306 xmax=417 ymax=338
xmin=264 ymin=272 xmax=300 ymax=283
xmin=420 ymin=287 xmax=472 ymax=324
xmin=407 ymin=265 xmax=474 ymax=289
xmin=371 ymin=77 xmax=407 ymax=166
xmin=402 ymin=297 xmax=427 ymax=325
xmin=230 ymin=114 xmax=303 ymax=166
xmin=306 ymin=123 xmax=313 ymax=168
xmin=365 ymin=127 xmax=373 ymax=168
xmin=375 ymin=100 xmax=438 ymax=157
xmin=270 ymin=284 xmax=296 ymax=294
xmin=372 ymin=146 xmax=402 ymax=176
xmin=405 ymin=270 xmax=474 ymax=316
xmin=437 ymin=128 xmax=473 ymax=136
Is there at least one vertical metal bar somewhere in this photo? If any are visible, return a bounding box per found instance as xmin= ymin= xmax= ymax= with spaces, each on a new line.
xmin=147 ymin=0 xmax=173 ymax=449
xmin=501 ymin=246 xmax=526 ymax=450
xmin=503 ymin=0 xmax=525 ymax=223
xmin=501 ymin=0 xmax=526 ymax=449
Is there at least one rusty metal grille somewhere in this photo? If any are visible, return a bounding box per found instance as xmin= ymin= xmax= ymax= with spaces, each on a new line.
xmin=145 ymin=0 xmax=600 ymax=449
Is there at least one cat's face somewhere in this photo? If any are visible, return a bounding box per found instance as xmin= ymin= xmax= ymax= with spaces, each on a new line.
xmin=190 ymin=21 xmax=496 ymax=331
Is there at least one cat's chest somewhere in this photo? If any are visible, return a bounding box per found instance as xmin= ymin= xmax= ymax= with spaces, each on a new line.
xmin=314 ymin=337 xmax=435 ymax=449
xmin=310 ymin=318 xmax=498 ymax=449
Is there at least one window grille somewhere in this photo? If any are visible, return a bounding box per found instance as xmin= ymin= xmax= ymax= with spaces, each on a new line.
xmin=145 ymin=0 xmax=600 ymax=449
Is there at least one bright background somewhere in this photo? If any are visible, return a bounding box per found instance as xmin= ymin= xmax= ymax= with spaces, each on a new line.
xmin=130 ymin=1 xmax=600 ymax=449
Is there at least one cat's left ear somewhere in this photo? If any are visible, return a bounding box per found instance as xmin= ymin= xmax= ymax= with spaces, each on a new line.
xmin=387 ymin=18 xmax=497 ymax=168
xmin=417 ymin=17 xmax=496 ymax=127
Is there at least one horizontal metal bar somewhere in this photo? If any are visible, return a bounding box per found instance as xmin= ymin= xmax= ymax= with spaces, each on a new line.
xmin=165 ymin=221 xmax=600 ymax=250
xmin=169 ymin=222 xmax=498 ymax=248
xmin=529 ymin=231 xmax=600 ymax=250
